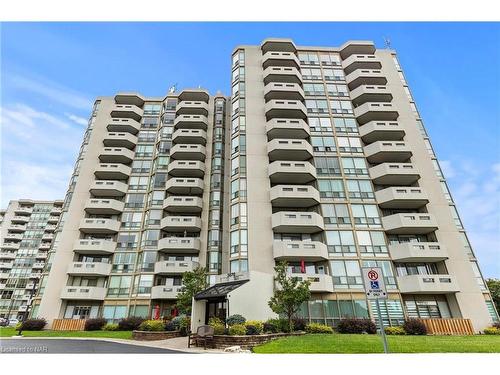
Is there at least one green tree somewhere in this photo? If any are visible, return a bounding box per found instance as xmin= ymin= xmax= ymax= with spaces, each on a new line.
xmin=176 ymin=266 xmax=208 ymax=315
xmin=486 ymin=278 xmax=500 ymax=313
xmin=268 ymin=261 xmax=311 ymax=332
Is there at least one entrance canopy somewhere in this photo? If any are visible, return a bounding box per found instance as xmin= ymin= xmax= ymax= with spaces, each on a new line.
xmin=194 ymin=280 xmax=249 ymax=300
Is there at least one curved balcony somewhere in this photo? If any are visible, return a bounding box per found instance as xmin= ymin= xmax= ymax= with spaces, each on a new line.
xmin=67 ymin=262 xmax=112 ymax=276
xmin=110 ymin=104 xmax=143 ymax=121
xmin=39 ymin=242 xmax=51 ymax=250
xmin=346 ymin=69 xmax=387 ymax=90
xmin=350 ymin=85 xmax=392 ymax=106
xmin=268 ymin=161 xmax=317 ymax=184
xmin=266 ymin=118 xmax=310 ymax=140
xmin=94 ymin=163 xmax=131 ymax=180
xmin=73 ymin=239 xmax=116 ymax=255
xmin=267 ymin=139 xmax=313 ymax=161
xmin=169 ymin=144 xmax=206 ymax=161
xmin=0 ymin=252 xmax=16 ymax=260
xmin=158 ymin=237 xmax=201 ymax=254
xmin=262 ymin=51 xmax=300 ymax=69
xmin=261 ymin=38 xmax=297 ymax=54
xmin=271 ymin=211 xmax=324 ymax=234
xmin=382 ymin=213 xmax=438 ymax=234
xmin=288 ymin=273 xmax=334 ymax=293
xmin=172 ymin=129 xmax=207 ymax=145
xmin=339 ymin=40 xmax=376 ymax=60
xmin=167 ymin=160 xmax=205 ymax=178
xmin=11 ymin=216 xmax=29 ymax=224
xmin=354 ymin=102 xmax=399 ymax=125
xmin=359 ymin=121 xmax=405 ymax=143
xmin=163 ymin=196 xmax=203 ymax=213
xmin=176 ymin=101 xmax=209 ymax=116
xmin=107 ymin=118 xmax=141 ymax=134
xmin=273 ymin=241 xmax=328 ymax=261
xmin=151 ymin=285 xmax=183 ymax=299
xmin=103 ymin=132 xmax=137 ymax=149
xmin=154 ymin=260 xmax=199 ymax=275
xmin=342 ymin=54 xmax=382 ymax=75
xmin=265 ymin=100 xmax=307 ymax=120
xmin=61 ymin=286 xmax=106 ymax=300
xmin=14 ymin=206 xmax=33 ymax=215
xmin=114 ymin=93 xmax=145 ymax=107
xmin=389 ymin=242 xmax=448 ymax=262
xmin=178 ymin=89 xmax=210 ymax=103
xmin=270 ymin=185 xmax=320 ymax=207
xmin=8 ymin=224 xmax=26 ymax=233
xmin=173 ymin=115 xmax=208 ymax=130
xmin=364 ymin=141 xmax=412 ymax=164
xmin=4 ymin=233 xmax=22 ymax=241
xmin=165 ymin=178 xmax=204 ymax=195
xmin=1 ymin=243 xmax=20 ymax=250
xmin=263 ymin=66 xmax=302 ymax=85
xmin=79 ymin=218 xmax=120 ymax=234
xmin=89 ymin=180 xmax=128 ymax=197
xmin=161 ymin=216 xmax=202 ymax=232
xmin=84 ymin=198 xmax=125 ymax=215
xmin=264 ymin=82 xmax=304 ymax=101
xmin=375 ymin=187 xmax=429 ymax=209
xmin=397 ymin=274 xmax=459 ymax=294
xmin=369 ymin=163 xmax=420 ymax=186
xmin=0 ymin=261 xmax=14 ymax=269
xmin=99 ymin=147 xmax=135 ymax=164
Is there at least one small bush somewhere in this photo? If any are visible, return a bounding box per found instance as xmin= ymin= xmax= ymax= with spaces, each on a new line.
xmin=384 ymin=326 xmax=406 ymax=335
xmin=20 ymin=318 xmax=46 ymax=331
xmin=118 ymin=316 xmax=145 ymax=331
xmin=264 ymin=318 xmax=290 ymax=333
xmin=305 ymin=323 xmax=334 ymax=334
xmin=245 ymin=320 xmax=263 ymax=335
xmin=179 ymin=316 xmax=190 ymax=329
xmin=226 ymin=314 xmax=246 ymax=326
xmin=336 ymin=319 xmax=376 ymax=334
xmin=492 ymin=322 xmax=500 ymax=329
xmin=292 ymin=317 xmax=307 ymax=331
xmin=85 ymin=318 xmax=107 ymax=331
xmin=138 ymin=319 xmax=165 ymax=331
xmin=171 ymin=315 xmax=187 ymax=329
xmin=164 ymin=321 xmax=177 ymax=331
xmin=208 ymin=316 xmax=224 ymax=326
xmin=484 ymin=327 xmax=500 ymax=335
xmin=403 ymin=319 xmax=427 ymax=335
xmin=103 ymin=323 xmax=119 ymax=331
xmin=263 ymin=321 xmax=279 ymax=333
xmin=212 ymin=323 xmax=225 ymax=335
xmin=228 ymin=324 xmax=246 ymax=336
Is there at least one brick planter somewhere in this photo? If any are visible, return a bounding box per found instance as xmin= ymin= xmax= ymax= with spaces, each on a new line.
xmin=209 ymin=332 xmax=305 ymax=349
xmin=132 ymin=330 xmax=181 ymax=341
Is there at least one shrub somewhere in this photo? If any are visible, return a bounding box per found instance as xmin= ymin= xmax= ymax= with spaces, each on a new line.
xmin=208 ymin=316 xmax=224 ymax=326
xmin=384 ymin=326 xmax=406 ymax=335
xmin=245 ymin=320 xmax=263 ymax=335
xmin=164 ymin=321 xmax=177 ymax=332
xmin=403 ymin=318 xmax=427 ymax=335
xmin=171 ymin=315 xmax=187 ymax=329
xmin=305 ymin=323 xmax=334 ymax=334
xmin=263 ymin=321 xmax=279 ymax=333
xmin=117 ymin=316 xmax=145 ymax=331
xmin=228 ymin=324 xmax=246 ymax=336
xmin=138 ymin=320 xmax=165 ymax=331
xmin=492 ymin=322 xmax=500 ymax=329
xmin=212 ymin=323 xmax=226 ymax=335
xmin=84 ymin=318 xmax=107 ymax=331
xmin=484 ymin=327 xmax=500 ymax=335
xmin=103 ymin=323 xmax=119 ymax=331
xmin=20 ymin=318 xmax=46 ymax=331
xmin=264 ymin=318 xmax=290 ymax=333
xmin=292 ymin=317 xmax=307 ymax=331
xmin=226 ymin=314 xmax=246 ymax=326
xmin=336 ymin=319 xmax=376 ymax=334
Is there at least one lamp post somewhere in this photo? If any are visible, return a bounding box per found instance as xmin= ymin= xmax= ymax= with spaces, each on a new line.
xmin=16 ymin=278 xmax=38 ymax=336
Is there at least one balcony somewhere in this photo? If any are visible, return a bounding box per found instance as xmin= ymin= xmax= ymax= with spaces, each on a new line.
xmin=32 ymin=262 xmax=45 ymax=269
xmin=288 ymin=273 xmax=334 ymax=293
xmin=89 ymin=180 xmax=128 ymax=197
xmin=103 ymin=132 xmax=138 ymax=149
xmin=1 ymin=243 xmax=20 ymax=250
xmin=107 ymin=118 xmax=141 ymax=134
xmin=397 ymin=274 xmax=459 ymax=294
xmin=5 ymin=233 xmax=23 ymax=241
xmin=47 ymin=215 xmax=59 ymax=224
xmin=354 ymin=102 xmax=399 ymax=125
xmin=163 ymin=196 xmax=203 ymax=213
xmin=11 ymin=216 xmax=29 ymax=224
xmin=263 ymin=66 xmax=302 ymax=85
xmin=382 ymin=213 xmax=438 ymax=234
xmin=267 ymin=139 xmax=313 ymax=161
xmin=350 ymin=85 xmax=392 ymax=106
xmin=266 ymin=118 xmax=310 ymax=140
xmin=67 ymin=262 xmax=112 ymax=276
xmin=173 ymin=115 xmax=208 ymax=130
xmin=169 ymin=144 xmax=206 ymax=161
xmin=161 ymin=216 xmax=202 ymax=232
xmin=342 ymin=54 xmax=382 ymax=75
xmin=8 ymin=224 xmax=26 ymax=233
xmin=44 ymin=224 xmax=57 ymax=232
xmin=261 ymin=38 xmax=297 ymax=54
xmin=376 ymin=187 xmax=429 ymax=209
xmin=73 ymin=239 xmax=116 ymax=255
xmin=41 ymin=233 xmax=54 ymax=241
xmin=110 ymin=104 xmax=143 ymax=121
xmin=339 ymin=41 xmax=376 ymax=59
xmin=84 ymin=199 xmax=125 ymax=215
xmin=99 ymin=147 xmax=135 ymax=164
xmin=39 ymin=242 xmax=51 ymax=250
xmin=389 ymin=242 xmax=448 ymax=262
xmin=115 ymin=93 xmax=145 ymax=107
xmin=0 ymin=262 xmax=13 ymax=269
xmin=359 ymin=121 xmax=405 ymax=143
xmin=60 ymin=286 xmax=107 ymax=300
xmin=270 ymin=185 xmax=320 ymax=207
xmin=172 ymin=129 xmax=207 ymax=145
xmin=262 ymin=51 xmax=300 ymax=69
xmin=271 ymin=211 xmax=324 ymax=234
xmin=79 ymin=218 xmax=120 ymax=234
xmin=268 ymin=161 xmax=317 ymax=184
xmin=151 ymin=285 xmax=182 ymax=299
xmin=25 ymin=283 xmax=35 ymax=289
xmin=265 ymin=100 xmax=308 ymax=120
xmin=273 ymin=241 xmax=328 ymax=261
xmin=178 ymin=89 xmax=210 ymax=103
xmin=369 ymin=163 xmax=420 ymax=186
xmin=165 ymin=178 xmax=204 ymax=195
xmin=364 ymin=141 xmax=412 ymax=164
xmin=158 ymin=237 xmax=201 ymax=254
xmin=264 ymin=82 xmax=305 ymax=101
xmin=0 ymin=252 xmax=16 ymax=260
xmin=29 ymin=273 xmax=42 ymax=279
xmin=346 ymin=69 xmax=387 ymax=90
xmin=14 ymin=206 xmax=33 ymax=215
xmin=0 ymin=272 xmax=10 ymax=279
xmin=154 ymin=260 xmax=199 ymax=275
xmin=94 ymin=163 xmax=131 ymax=180
xmin=167 ymin=161 xmax=205 ymax=178
xmin=176 ymin=101 xmax=209 ymax=116
xmin=35 ymin=252 xmax=48 ymax=260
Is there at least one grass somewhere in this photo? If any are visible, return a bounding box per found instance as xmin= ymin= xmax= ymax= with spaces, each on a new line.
xmin=0 ymin=327 xmax=132 ymax=339
xmin=253 ymin=333 xmax=500 ymax=353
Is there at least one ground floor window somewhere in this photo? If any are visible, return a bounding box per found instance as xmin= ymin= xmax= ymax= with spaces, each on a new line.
xmin=297 ymin=298 xmax=369 ymax=327
xmin=129 ymin=304 xmax=151 ymax=319
xmin=403 ymin=295 xmax=451 ymax=319
xmin=103 ymin=305 xmax=127 ymax=322
xmin=63 ymin=304 xmax=99 ymax=319
xmin=485 ymin=301 xmax=499 ymax=322
xmin=369 ymin=299 xmax=405 ymax=327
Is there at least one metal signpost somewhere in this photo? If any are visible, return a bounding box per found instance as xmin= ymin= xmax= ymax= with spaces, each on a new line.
xmin=361 ymin=267 xmax=389 ymax=353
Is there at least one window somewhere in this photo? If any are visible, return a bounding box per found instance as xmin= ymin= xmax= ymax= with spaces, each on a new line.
xmin=331 ymin=260 xmax=362 ymax=288
xmin=470 ymin=261 xmax=487 ymax=291
xmin=143 ymin=103 xmax=161 ymax=116
xmin=318 ymin=179 xmax=346 ymax=199
xmin=323 ymin=69 xmax=344 ymax=81
xmin=107 ymin=276 xmax=132 ymax=297
xmin=231 ymin=178 xmax=247 ymax=200
xmin=303 ymin=83 xmax=325 ymax=96
xmin=135 ymin=145 xmax=154 ymax=158
xmin=351 ymin=204 xmax=381 ymax=228
xmin=356 ymin=231 xmax=388 ymax=255
xmin=298 ymin=52 xmax=319 ymax=65
xmin=333 ymin=118 xmax=358 ymax=134
xmin=346 ymin=179 xmax=374 ymax=199
xmin=305 ymin=99 xmax=328 ymax=113
xmin=315 ymin=157 xmax=341 ymax=176
xmin=341 ymin=157 xmax=368 ymax=176
xmin=116 ymin=233 xmax=138 ymax=250
xmin=133 ymin=274 xmax=153 ymax=296
xmin=325 ymin=231 xmax=356 ymax=255
xmin=370 ymin=299 xmax=405 ymax=326
xmin=301 ymin=68 xmax=322 ymax=80
xmin=396 ymin=262 xmax=439 ymax=276
xmin=103 ymin=305 xmax=127 ymax=323
xmin=321 ymin=204 xmax=351 ymax=226
xmin=128 ymin=176 xmax=149 ymax=189
xmin=330 ymin=100 xmax=353 ymax=114
xmin=326 ymin=84 xmax=348 ymax=97
xmin=320 ymin=53 xmax=341 ymax=66
xmin=138 ymin=130 xmax=156 ymax=143
xmin=485 ymin=301 xmax=499 ymax=322
xmin=337 ymin=137 xmax=362 ymax=153
xmin=121 ymin=212 xmax=142 ymax=229
xmin=230 ymin=230 xmax=248 ymax=256
xmin=308 ymin=117 xmax=332 ymax=132
xmin=125 ymin=193 xmax=145 ymax=208
xmin=230 ymin=259 xmax=248 ymax=273
xmin=112 ymin=252 xmax=137 ymax=273
xmin=311 ymin=136 xmax=336 ymax=152
xmin=131 ymin=160 xmax=152 ymax=174
xmin=362 ymin=260 xmax=397 ymax=288
xmin=404 ymin=296 xmax=451 ymax=320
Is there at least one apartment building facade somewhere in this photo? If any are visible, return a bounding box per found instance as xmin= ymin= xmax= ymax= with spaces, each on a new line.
xmin=35 ymin=38 xmax=497 ymax=332
xmin=0 ymin=199 xmax=63 ymax=320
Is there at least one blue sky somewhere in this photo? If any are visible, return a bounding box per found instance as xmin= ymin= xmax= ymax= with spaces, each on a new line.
xmin=1 ymin=22 xmax=498 ymax=277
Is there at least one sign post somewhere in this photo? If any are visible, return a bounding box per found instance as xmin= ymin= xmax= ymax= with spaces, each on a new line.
xmin=361 ymin=267 xmax=389 ymax=353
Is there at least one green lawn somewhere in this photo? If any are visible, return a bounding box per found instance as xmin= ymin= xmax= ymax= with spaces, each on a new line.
xmin=253 ymin=334 xmax=500 ymax=353
xmin=0 ymin=327 xmax=132 ymax=339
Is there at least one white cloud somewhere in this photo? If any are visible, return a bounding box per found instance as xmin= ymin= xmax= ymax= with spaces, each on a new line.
xmin=439 ymin=160 xmax=456 ymax=179
xmin=65 ymin=113 xmax=88 ymax=126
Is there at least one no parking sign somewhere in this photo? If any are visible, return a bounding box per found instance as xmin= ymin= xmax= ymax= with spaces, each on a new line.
xmin=361 ymin=267 xmax=387 ymax=300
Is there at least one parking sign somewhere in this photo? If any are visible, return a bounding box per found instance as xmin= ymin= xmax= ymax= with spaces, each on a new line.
xmin=361 ymin=267 xmax=387 ymax=300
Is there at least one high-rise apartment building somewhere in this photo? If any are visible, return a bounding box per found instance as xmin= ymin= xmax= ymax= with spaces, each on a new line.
xmin=36 ymin=38 xmax=498 ymax=332
xmin=0 ymin=199 xmax=63 ymax=320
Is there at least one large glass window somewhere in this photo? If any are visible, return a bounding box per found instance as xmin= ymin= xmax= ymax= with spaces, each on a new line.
xmin=318 ymin=179 xmax=346 ymax=199
xmin=315 ymin=157 xmax=341 ymax=176
xmin=331 ymin=260 xmax=363 ymax=289
xmin=341 ymin=157 xmax=368 ymax=176
xmin=333 ymin=118 xmax=358 ymax=134
xmin=308 ymin=117 xmax=332 ymax=132
xmin=351 ymin=204 xmax=381 ymax=228
xmin=321 ymin=204 xmax=351 ymax=226
xmin=311 ymin=136 xmax=336 ymax=152
xmin=107 ymin=276 xmax=132 ymax=298
xmin=346 ymin=180 xmax=374 ymax=199
xmin=356 ymin=231 xmax=388 ymax=255
xmin=325 ymin=231 xmax=356 ymax=255
xmin=337 ymin=137 xmax=362 ymax=153
xmin=330 ymin=100 xmax=353 ymax=114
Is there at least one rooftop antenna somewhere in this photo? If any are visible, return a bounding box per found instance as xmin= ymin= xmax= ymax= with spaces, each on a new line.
xmin=384 ymin=36 xmax=392 ymax=49
xmin=168 ymin=83 xmax=178 ymax=94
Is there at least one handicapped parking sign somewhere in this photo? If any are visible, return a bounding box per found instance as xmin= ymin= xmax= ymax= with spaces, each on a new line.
xmin=370 ymin=281 xmax=379 ymax=289
xmin=362 ymin=267 xmax=387 ymax=300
